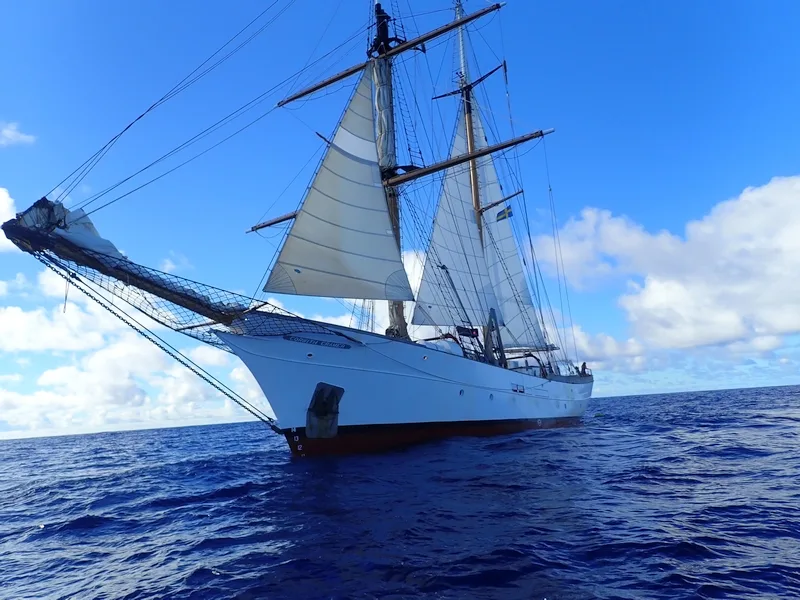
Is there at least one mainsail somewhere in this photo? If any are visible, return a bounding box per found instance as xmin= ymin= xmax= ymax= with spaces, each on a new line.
xmin=411 ymin=104 xmax=502 ymax=329
xmin=473 ymin=110 xmax=550 ymax=350
xmin=411 ymin=7 xmax=548 ymax=353
xmin=263 ymin=70 xmax=414 ymax=301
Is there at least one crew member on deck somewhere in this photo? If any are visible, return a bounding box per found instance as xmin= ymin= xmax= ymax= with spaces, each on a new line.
xmin=580 ymin=362 xmax=588 ymax=376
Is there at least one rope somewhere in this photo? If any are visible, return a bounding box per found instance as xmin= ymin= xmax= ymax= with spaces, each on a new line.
xmin=543 ymin=139 xmax=579 ymax=363
xmin=467 ymin=11 xmax=574 ymax=367
xmin=81 ymin=103 xmax=281 ymax=218
xmin=67 ymin=14 xmax=371 ymax=216
xmin=52 ymin=0 xmax=294 ymax=203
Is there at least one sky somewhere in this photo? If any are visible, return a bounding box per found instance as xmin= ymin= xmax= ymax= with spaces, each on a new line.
xmin=3 ymin=0 xmax=800 ymax=439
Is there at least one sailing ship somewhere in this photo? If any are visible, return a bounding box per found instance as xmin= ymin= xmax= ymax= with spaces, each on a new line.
xmin=2 ymin=1 xmax=593 ymax=457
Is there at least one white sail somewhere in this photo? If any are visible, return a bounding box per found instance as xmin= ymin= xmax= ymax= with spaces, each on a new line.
xmin=263 ymin=71 xmax=414 ymax=301
xmin=473 ymin=109 xmax=549 ymax=350
xmin=411 ymin=105 xmax=501 ymax=329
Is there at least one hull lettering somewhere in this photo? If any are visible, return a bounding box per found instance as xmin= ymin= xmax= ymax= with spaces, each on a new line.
xmin=283 ymin=335 xmax=351 ymax=349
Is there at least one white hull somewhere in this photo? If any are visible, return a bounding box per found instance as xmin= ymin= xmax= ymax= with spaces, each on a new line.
xmin=217 ymin=319 xmax=592 ymax=457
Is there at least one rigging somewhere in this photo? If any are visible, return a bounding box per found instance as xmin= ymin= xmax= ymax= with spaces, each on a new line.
xmin=53 ymin=0 xmax=295 ymax=205
xmin=70 ymin=22 xmax=372 ymax=218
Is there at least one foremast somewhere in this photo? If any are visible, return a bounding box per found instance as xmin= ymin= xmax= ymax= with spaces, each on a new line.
xmin=370 ymin=3 xmax=408 ymax=339
xmin=455 ymin=0 xmax=497 ymax=361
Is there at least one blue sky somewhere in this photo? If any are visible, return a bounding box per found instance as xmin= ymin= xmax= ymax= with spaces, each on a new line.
xmin=3 ymin=0 xmax=800 ymax=438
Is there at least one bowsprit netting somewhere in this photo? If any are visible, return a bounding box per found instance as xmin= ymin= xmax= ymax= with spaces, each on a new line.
xmin=33 ymin=248 xmax=341 ymax=350
xmin=1 ymin=199 xmax=347 ymax=353
xmin=34 ymin=250 xmax=256 ymax=350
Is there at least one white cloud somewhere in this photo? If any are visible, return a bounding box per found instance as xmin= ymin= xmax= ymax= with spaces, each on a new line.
xmin=37 ymin=268 xmax=68 ymax=298
xmin=185 ymin=345 xmax=230 ymax=367
xmin=1 ymin=188 xmax=19 ymax=252
xmin=0 ymin=304 xmax=111 ymax=352
xmin=0 ymin=273 xmax=28 ymax=296
xmin=159 ymin=251 xmax=192 ymax=274
xmin=9 ymin=273 xmax=28 ymax=289
xmin=724 ymin=335 xmax=783 ymax=355
xmin=0 ymin=330 xmax=248 ymax=435
xmin=550 ymin=322 xmax=665 ymax=375
xmin=0 ymin=122 xmax=35 ymax=147
xmin=535 ymin=175 xmax=800 ymax=353
xmin=571 ymin=324 xmax=644 ymax=361
xmin=230 ymin=365 xmax=275 ymax=420
xmin=0 ymin=263 xmax=275 ymax=436
xmin=0 ymin=265 xmax=179 ymax=355
xmin=309 ymin=313 xmax=355 ymax=327
xmin=0 ymin=374 xmax=22 ymax=384
xmin=36 ymin=266 xmax=171 ymax=334
xmin=230 ymin=365 xmax=264 ymax=401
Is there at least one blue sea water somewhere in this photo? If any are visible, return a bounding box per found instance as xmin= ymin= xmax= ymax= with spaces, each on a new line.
xmin=1 ymin=386 xmax=799 ymax=600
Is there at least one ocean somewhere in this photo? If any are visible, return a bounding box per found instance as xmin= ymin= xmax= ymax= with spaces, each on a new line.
xmin=1 ymin=385 xmax=799 ymax=599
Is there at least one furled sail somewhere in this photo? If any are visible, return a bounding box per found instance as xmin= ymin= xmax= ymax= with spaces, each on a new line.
xmin=472 ymin=108 xmax=549 ymax=350
xmin=411 ymin=104 xmax=501 ymax=328
xmin=263 ymin=70 xmax=414 ymax=301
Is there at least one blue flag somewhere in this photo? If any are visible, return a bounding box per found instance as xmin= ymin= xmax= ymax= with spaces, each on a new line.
xmin=496 ymin=206 xmax=513 ymax=221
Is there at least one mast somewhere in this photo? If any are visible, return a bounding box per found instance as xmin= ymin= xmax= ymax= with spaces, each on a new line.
xmin=370 ymin=2 xmax=408 ymax=340
xmin=449 ymin=4 xmax=553 ymax=356
xmin=456 ymin=0 xmax=484 ymax=246
xmin=454 ymin=0 xmax=495 ymax=354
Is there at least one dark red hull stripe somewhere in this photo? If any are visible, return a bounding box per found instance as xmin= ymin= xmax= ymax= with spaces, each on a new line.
xmin=281 ymin=417 xmax=582 ymax=457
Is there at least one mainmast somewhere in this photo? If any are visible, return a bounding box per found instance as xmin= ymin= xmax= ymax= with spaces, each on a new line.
xmin=455 ymin=0 xmax=496 ymax=358
xmin=455 ymin=0 xmax=484 ymax=246
xmin=370 ymin=2 xmax=408 ymax=340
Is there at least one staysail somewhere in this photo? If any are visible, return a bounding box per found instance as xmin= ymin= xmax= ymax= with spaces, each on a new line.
xmin=411 ymin=104 xmax=502 ymax=329
xmin=473 ymin=108 xmax=549 ymax=350
xmin=263 ymin=70 xmax=414 ymax=301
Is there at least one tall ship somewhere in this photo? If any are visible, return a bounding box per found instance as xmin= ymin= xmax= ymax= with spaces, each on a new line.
xmin=3 ymin=1 xmax=593 ymax=457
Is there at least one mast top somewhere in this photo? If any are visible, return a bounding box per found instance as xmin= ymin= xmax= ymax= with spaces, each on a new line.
xmin=369 ymin=3 xmax=402 ymax=57
xmin=455 ymin=0 xmax=470 ymax=87
xmin=277 ymin=3 xmax=504 ymax=107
